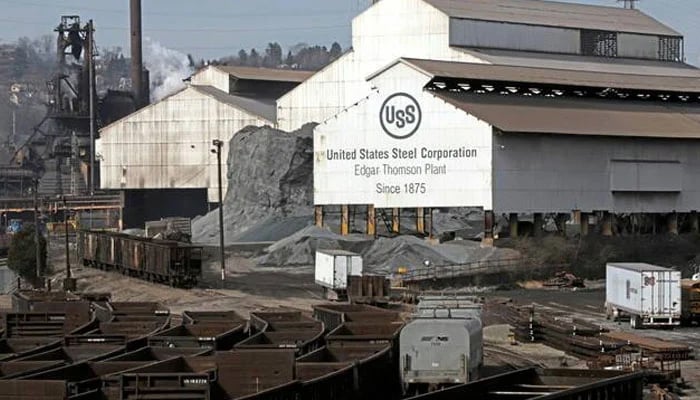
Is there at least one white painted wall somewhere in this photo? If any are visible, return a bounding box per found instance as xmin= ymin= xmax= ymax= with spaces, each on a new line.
xmin=314 ymin=63 xmax=493 ymax=209
xmin=99 ymin=86 xmax=271 ymax=202
xmin=190 ymin=66 xmax=230 ymax=93
xmin=277 ymin=0 xmax=486 ymax=131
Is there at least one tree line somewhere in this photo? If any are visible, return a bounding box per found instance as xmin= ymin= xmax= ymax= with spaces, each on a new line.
xmin=194 ymin=42 xmax=344 ymax=71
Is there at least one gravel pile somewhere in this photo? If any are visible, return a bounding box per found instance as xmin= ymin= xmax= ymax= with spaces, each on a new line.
xmin=257 ymin=226 xmax=372 ymax=266
xmin=256 ymin=226 xmax=520 ymax=273
xmin=192 ymin=124 xmax=315 ymax=244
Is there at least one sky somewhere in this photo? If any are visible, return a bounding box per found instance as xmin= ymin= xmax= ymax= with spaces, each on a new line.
xmin=0 ymin=0 xmax=698 ymax=65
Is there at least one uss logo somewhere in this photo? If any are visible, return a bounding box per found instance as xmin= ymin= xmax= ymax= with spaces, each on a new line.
xmin=379 ymin=93 xmax=422 ymax=139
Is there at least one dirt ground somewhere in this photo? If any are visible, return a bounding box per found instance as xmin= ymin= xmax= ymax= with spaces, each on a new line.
xmin=34 ymin=241 xmax=322 ymax=317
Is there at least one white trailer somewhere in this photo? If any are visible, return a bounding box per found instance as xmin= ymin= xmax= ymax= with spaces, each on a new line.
xmin=605 ymin=263 xmax=681 ymax=329
xmin=314 ymin=250 xmax=363 ymax=300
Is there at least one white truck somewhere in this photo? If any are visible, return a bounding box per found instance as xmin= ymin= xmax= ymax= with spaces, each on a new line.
xmin=314 ymin=250 xmax=363 ymax=300
xmin=605 ymin=262 xmax=681 ymax=329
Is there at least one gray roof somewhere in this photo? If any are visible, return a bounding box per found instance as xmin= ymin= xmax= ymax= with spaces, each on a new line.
xmin=607 ymin=263 xmax=676 ymax=272
xmin=192 ymin=85 xmax=276 ymax=122
xmin=317 ymin=249 xmax=361 ymax=257
xmin=434 ymin=92 xmax=700 ymax=139
xmin=455 ymin=48 xmax=698 ymax=77
xmin=213 ymin=65 xmax=314 ymax=83
xmin=424 ymin=0 xmax=680 ymax=36
xmin=397 ymin=58 xmax=700 ymax=93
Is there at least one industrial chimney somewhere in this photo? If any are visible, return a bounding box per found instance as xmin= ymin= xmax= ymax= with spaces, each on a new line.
xmin=130 ymin=0 xmax=149 ymax=107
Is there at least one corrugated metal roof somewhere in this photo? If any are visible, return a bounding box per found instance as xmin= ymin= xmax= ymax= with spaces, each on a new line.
xmin=455 ymin=48 xmax=699 ymax=77
xmin=191 ymin=85 xmax=276 ymax=122
xmin=607 ymin=263 xmax=674 ymax=272
xmin=424 ymin=0 xmax=680 ymax=36
xmin=213 ymin=65 xmax=314 ymax=83
xmin=434 ymin=91 xmax=700 ymax=138
xmin=399 ymin=58 xmax=700 ymax=93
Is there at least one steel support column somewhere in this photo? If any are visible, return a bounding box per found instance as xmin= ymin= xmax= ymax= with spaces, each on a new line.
xmin=556 ymin=213 xmax=568 ymax=236
xmin=391 ymin=208 xmax=400 ymax=234
xmin=533 ymin=213 xmax=544 ymax=238
xmin=580 ymin=212 xmax=589 ymax=236
xmin=341 ymin=205 xmax=349 ymax=236
xmin=667 ymin=212 xmax=678 ymax=235
xmin=416 ymin=208 xmax=425 ymax=235
xmin=602 ymin=211 xmax=613 ymax=236
xmin=314 ymin=205 xmax=323 ymax=228
xmin=367 ymin=205 xmax=376 ymax=236
xmin=483 ymin=210 xmax=494 ymax=247
xmin=425 ymin=208 xmax=433 ymax=239
xmin=690 ymin=211 xmax=699 ymax=233
xmin=509 ymin=213 xmax=518 ymax=238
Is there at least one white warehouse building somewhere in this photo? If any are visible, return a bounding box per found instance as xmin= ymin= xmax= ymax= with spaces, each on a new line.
xmin=98 ymin=65 xmax=312 ymax=227
xmin=303 ymin=0 xmax=700 ymax=238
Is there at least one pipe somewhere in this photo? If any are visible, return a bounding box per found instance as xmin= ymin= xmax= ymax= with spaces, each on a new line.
xmin=130 ymin=0 xmax=143 ymax=107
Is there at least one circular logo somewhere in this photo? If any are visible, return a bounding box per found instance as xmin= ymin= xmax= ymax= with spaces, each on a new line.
xmin=379 ymin=93 xmax=422 ymax=139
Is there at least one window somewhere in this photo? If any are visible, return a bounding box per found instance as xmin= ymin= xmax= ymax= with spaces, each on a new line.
xmin=581 ymin=30 xmax=617 ymax=57
xmin=659 ymin=36 xmax=683 ymax=62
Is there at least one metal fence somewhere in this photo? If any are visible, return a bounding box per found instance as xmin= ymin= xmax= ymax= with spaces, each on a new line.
xmin=400 ymin=257 xmax=525 ymax=282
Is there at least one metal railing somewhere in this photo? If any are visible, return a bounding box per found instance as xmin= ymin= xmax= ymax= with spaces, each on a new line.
xmin=399 ymin=257 xmax=525 ymax=282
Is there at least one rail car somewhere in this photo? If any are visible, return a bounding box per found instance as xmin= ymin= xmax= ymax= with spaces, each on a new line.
xmin=400 ymin=296 xmax=483 ymax=395
xmin=682 ymin=279 xmax=700 ymax=325
xmin=77 ymin=230 xmax=202 ymax=288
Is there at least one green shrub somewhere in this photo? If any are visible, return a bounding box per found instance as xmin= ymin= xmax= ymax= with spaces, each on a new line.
xmin=7 ymin=224 xmax=48 ymax=286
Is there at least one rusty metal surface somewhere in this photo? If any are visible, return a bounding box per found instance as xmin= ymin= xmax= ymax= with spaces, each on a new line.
xmin=435 ymin=91 xmax=700 ymax=139
xmin=401 ymin=58 xmax=700 ymax=92
xmin=79 ymin=231 xmax=202 ymax=288
xmin=0 ymin=380 xmax=68 ymax=400
xmin=182 ymin=310 xmax=245 ymax=325
xmin=313 ymin=304 xmax=399 ymax=332
xmin=423 ymin=0 xmax=680 ymax=36
xmin=404 ymin=367 xmax=643 ymax=400
xmin=215 ymin=350 xmax=295 ymax=399
xmin=0 ymin=360 xmax=64 ymax=379
xmin=148 ymin=323 xmax=247 ymax=350
xmin=602 ymin=331 xmax=691 ymax=359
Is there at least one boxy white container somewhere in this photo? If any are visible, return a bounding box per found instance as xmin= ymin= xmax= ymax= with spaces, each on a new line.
xmin=314 ymin=250 xmax=363 ymax=291
xmin=605 ymin=262 xmax=681 ymax=328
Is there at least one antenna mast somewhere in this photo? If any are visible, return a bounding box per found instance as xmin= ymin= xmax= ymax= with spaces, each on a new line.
xmin=618 ymin=0 xmax=639 ymax=9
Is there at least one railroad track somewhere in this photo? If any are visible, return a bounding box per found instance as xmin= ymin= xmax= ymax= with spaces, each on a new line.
xmin=484 ymin=343 xmax=548 ymax=369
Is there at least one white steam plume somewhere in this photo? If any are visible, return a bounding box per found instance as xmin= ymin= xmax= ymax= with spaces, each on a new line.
xmin=143 ymin=38 xmax=194 ymax=102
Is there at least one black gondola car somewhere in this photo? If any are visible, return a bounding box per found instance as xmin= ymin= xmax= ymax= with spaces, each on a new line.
xmin=77 ymin=230 xmax=202 ymax=288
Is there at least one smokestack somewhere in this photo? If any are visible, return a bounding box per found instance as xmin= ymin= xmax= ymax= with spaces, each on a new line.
xmin=130 ymin=0 xmax=144 ymax=107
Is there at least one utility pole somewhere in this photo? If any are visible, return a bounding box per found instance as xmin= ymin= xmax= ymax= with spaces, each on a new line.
xmin=63 ymin=196 xmax=76 ymax=291
xmin=212 ymin=139 xmax=226 ymax=286
xmin=32 ymin=177 xmax=42 ymax=288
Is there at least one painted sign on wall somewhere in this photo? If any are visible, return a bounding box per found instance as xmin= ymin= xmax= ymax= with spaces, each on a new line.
xmin=314 ymin=87 xmax=493 ymax=209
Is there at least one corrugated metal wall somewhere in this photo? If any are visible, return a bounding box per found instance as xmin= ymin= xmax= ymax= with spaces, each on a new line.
xmin=493 ymin=132 xmax=700 ymax=213
xmin=277 ymin=0 xmax=487 ymax=131
xmin=99 ymin=86 xmax=270 ymax=202
xmin=450 ymin=19 xmax=580 ymax=54
xmin=618 ymin=33 xmax=659 ymax=59
xmin=190 ymin=66 xmax=230 ymax=93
